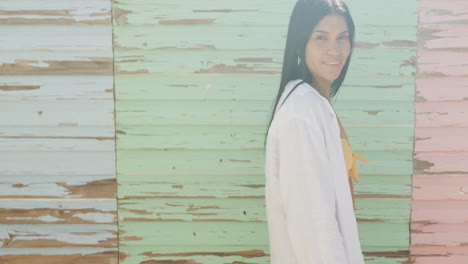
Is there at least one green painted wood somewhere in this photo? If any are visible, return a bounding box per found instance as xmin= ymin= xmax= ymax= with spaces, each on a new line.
xmin=119 ymin=221 xmax=268 ymax=246
xmin=119 ymin=245 xmax=409 ymax=264
xmin=114 ymin=0 xmax=416 ymax=27
xmin=118 ymin=197 xmax=409 ymax=223
xmin=116 ymin=149 xmax=411 ymax=177
xmin=359 ymin=222 xmax=410 ymax=250
xmin=355 ymin=175 xmax=413 ymax=197
xmin=115 ymin=48 xmax=415 ymax=76
xmin=116 ymin=100 xmax=413 ymax=126
xmin=116 ymin=125 xmax=413 ymax=151
xmin=113 ymin=25 xmax=416 ymax=51
xmin=119 ymin=245 xmax=270 ymax=264
xmin=116 ymin=75 xmax=415 ymax=102
xmin=119 ymin=221 xmax=406 ymax=248
xmin=114 ymin=0 xmax=417 ymax=262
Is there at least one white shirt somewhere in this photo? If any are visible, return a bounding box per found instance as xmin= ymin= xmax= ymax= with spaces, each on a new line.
xmin=265 ymin=79 xmax=365 ymax=264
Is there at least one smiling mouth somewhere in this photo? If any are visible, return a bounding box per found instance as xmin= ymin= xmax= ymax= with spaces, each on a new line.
xmin=322 ymin=61 xmax=341 ymax=65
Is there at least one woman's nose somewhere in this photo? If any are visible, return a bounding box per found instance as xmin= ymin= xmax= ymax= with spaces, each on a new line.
xmin=327 ymin=41 xmax=341 ymax=56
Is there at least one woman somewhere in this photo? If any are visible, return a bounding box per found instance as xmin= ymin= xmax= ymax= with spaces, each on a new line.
xmin=264 ymin=0 xmax=367 ymax=263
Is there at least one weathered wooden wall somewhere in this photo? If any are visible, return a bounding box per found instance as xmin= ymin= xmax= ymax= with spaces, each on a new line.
xmin=0 ymin=0 xmax=118 ymax=263
xmin=411 ymin=0 xmax=468 ymax=263
xmin=113 ymin=0 xmax=292 ymax=263
xmin=336 ymin=0 xmax=417 ymax=263
xmin=114 ymin=0 xmax=416 ymax=263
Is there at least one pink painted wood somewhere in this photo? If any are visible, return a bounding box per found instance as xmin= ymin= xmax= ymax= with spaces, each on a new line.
xmin=416 ymin=128 xmax=468 ymax=152
xmin=415 ymin=101 xmax=468 ymax=127
xmin=416 ymin=77 xmax=468 ymax=102
xmin=410 ymin=245 xmax=468 ymax=264
xmin=419 ymin=0 xmax=468 ymax=24
xmin=412 ymin=200 xmax=468 ymax=223
xmin=410 ymin=254 xmax=468 ymax=264
xmin=412 ymin=175 xmax=468 ymax=201
xmin=411 ymin=222 xmax=468 ymax=246
xmin=418 ymin=50 xmax=468 ymax=77
xmin=412 ymin=0 xmax=468 ymax=262
xmin=414 ymin=153 xmax=468 ymax=175
xmin=419 ymin=24 xmax=468 ymax=50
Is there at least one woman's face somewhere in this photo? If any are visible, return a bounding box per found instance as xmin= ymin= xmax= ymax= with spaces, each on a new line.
xmin=305 ymin=14 xmax=351 ymax=87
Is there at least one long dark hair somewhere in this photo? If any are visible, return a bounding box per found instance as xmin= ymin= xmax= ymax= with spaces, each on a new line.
xmin=267 ymin=0 xmax=355 ymax=131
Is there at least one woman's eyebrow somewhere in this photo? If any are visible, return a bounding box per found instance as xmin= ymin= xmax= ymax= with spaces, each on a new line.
xmin=311 ymin=30 xmax=349 ymax=34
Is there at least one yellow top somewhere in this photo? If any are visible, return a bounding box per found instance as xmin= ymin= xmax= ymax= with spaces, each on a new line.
xmin=341 ymin=138 xmax=369 ymax=183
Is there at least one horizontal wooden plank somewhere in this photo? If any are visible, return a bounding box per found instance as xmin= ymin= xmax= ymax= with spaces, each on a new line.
xmin=120 ymin=245 xmax=269 ymax=264
xmin=0 ymin=51 xmax=112 ymax=75
xmin=0 ymin=175 xmax=116 ymax=199
xmin=416 ymin=101 xmax=468 ymax=127
xmin=0 ymin=76 xmax=113 ymax=102
xmin=0 ymin=247 xmax=116 ymax=255
xmin=355 ymin=198 xmax=410 ymax=223
xmin=411 ymin=254 xmax=468 ymax=264
xmin=419 ymin=24 xmax=468 ymax=51
xmin=335 ymin=101 xmax=414 ymax=126
xmin=115 ymin=74 xmax=279 ymax=101
xmin=414 ymin=152 xmax=468 ymax=174
xmin=340 ymin=75 xmax=415 ymax=102
xmin=115 ymin=74 xmax=415 ymax=102
xmin=363 ymin=254 xmax=410 ymax=264
xmin=412 ymin=175 xmax=468 ymax=200
xmin=411 ymin=222 xmax=468 ymax=247
xmin=119 ymin=221 xmax=268 ymax=246
xmin=0 ymin=151 xmax=115 ymax=176
xmin=0 ymin=26 xmax=111 ymax=51
xmin=410 ymin=245 xmax=468 ymax=256
xmin=120 ymin=245 xmax=409 ymax=264
xmin=118 ymin=172 xmax=412 ymax=199
xmin=116 ymin=100 xmax=413 ymax=126
xmin=116 ymin=149 xmax=412 ymax=177
xmin=1 ymin=101 xmax=114 ymax=127
xmin=0 ymin=0 xmax=111 ymax=25
xmin=113 ymin=0 xmax=292 ymax=27
xmin=0 ymin=224 xmax=116 ymax=248
xmin=359 ymin=222 xmax=409 ymax=250
xmin=116 ymin=125 xmax=413 ymax=151
xmin=114 ymin=24 xmax=416 ymax=51
xmin=411 ymin=200 xmax=468 ymax=224
xmin=118 ymin=197 xmax=409 ymax=223
xmin=419 ymin=0 xmax=468 ymax=24
xmin=113 ymin=0 xmax=417 ymax=27
xmin=418 ymin=50 xmax=468 ymax=77
xmin=0 ymin=253 xmax=117 ymax=264
xmin=0 ymin=126 xmax=114 ymax=138
xmin=0 ymin=200 xmax=116 ymax=224
xmin=119 ymin=198 xmax=265 ymax=222
xmin=118 ymin=177 xmax=264 ymax=199
xmin=116 ymin=100 xmax=271 ymax=126
xmin=117 ymin=150 xmax=262 ymax=176
xmin=354 ymin=175 xmax=412 ymax=198
xmin=119 ymin=221 xmax=408 ymax=249
xmin=347 ymin=0 xmax=418 ymax=27
xmin=416 ymin=77 xmax=468 ymax=102
xmin=415 ymin=127 xmax=468 ymax=152
xmin=115 ymin=48 xmax=416 ymax=76
xmin=114 ymin=25 xmax=286 ymax=51
xmin=0 ymin=138 xmax=113 ymax=152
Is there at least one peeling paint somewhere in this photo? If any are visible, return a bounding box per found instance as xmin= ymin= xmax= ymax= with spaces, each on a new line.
xmin=0 ymin=85 xmax=40 ymax=91
xmin=159 ymin=19 xmax=216 ymax=25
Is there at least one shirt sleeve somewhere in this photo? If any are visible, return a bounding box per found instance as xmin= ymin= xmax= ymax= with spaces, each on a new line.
xmin=276 ymin=113 xmax=348 ymax=264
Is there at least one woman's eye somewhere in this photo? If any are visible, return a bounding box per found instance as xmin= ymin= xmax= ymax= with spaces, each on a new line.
xmin=339 ymin=35 xmax=349 ymax=40
xmin=316 ymin=35 xmax=326 ymax=40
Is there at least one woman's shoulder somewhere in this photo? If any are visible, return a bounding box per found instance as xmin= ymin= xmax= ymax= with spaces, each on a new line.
xmin=281 ymin=80 xmax=328 ymax=118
